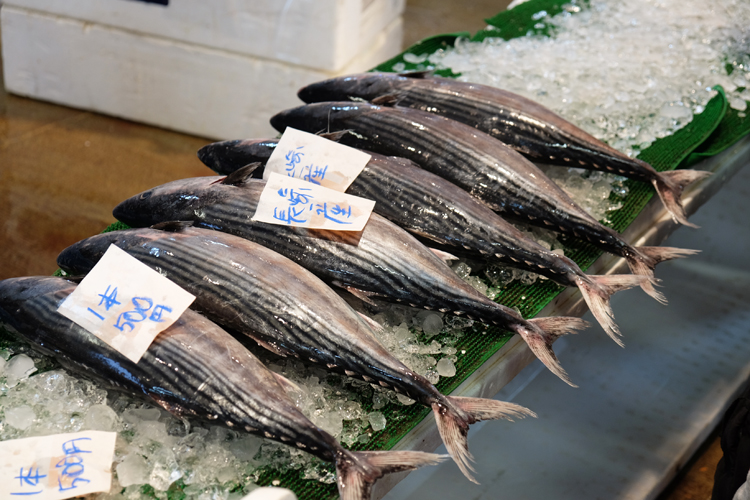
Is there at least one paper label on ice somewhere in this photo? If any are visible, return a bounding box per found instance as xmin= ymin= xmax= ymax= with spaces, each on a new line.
xmin=0 ymin=431 xmax=117 ymax=499
xmin=263 ymin=127 xmax=371 ymax=191
xmin=252 ymin=173 xmax=375 ymax=231
xmin=57 ymin=244 xmax=195 ymax=363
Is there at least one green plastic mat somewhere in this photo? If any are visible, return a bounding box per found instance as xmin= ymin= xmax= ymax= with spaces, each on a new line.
xmin=7 ymin=1 xmax=750 ymax=499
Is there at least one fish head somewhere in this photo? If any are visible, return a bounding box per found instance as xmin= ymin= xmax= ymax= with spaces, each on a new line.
xmin=270 ymin=102 xmax=379 ymax=136
xmin=113 ymin=177 xmax=235 ymax=228
xmin=56 ymin=229 xmax=168 ymax=275
xmin=197 ymin=138 xmax=278 ymax=175
xmin=298 ymin=73 xmax=405 ymax=103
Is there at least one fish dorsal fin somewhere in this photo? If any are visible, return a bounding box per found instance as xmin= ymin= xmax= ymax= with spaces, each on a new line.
xmin=221 ymin=162 xmax=262 ymax=186
xmin=151 ymin=220 xmax=194 ymax=232
xmin=318 ymin=130 xmax=350 ymax=142
xmin=371 ymin=94 xmax=399 ymax=106
xmin=398 ymin=69 xmax=434 ymax=79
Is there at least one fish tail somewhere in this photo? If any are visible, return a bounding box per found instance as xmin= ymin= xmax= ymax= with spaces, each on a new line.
xmin=336 ymin=450 xmax=447 ymax=500
xmin=626 ymin=246 xmax=700 ymax=304
xmin=516 ymin=318 xmax=588 ymax=387
xmin=652 ymin=168 xmax=712 ymax=228
xmin=433 ymin=397 xmax=535 ymax=484
xmin=574 ymin=274 xmax=648 ymax=346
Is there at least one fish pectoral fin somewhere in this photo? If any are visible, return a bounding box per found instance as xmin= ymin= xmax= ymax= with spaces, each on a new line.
xmin=317 ymin=130 xmax=350 ymax=142
xmin=332 ymin=281 xmax=381 ymax=306
xmin=272 ymin=372 xmax=304 ymax=399
xmin=151 ymin=220 xmax=194 ymax=232
xmin=371 ymin=94 xmax=399 ymax=106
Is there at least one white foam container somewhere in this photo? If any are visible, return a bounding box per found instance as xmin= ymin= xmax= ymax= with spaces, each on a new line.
xmin=0 ymin=1 xmax=404 ymax=139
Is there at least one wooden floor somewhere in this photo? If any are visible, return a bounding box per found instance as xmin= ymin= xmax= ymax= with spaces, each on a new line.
xmin=0 ymin=2 xmax=726 ymax=499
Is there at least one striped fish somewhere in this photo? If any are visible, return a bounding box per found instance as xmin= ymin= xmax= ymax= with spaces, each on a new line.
xmin=0 ymin=276 xmax=446 ymax=500
xmin=56 ymin=226 xmax=534 ymax=483
xmin=197 ymin=137 xmax=646 ymax=345
xmin=297 ymin=72 xmax=711 ymax=228
xmin=111 ymin=173 xmax=588 ymax=387
xmin=269 ymin=102 xmax=699 ymax=302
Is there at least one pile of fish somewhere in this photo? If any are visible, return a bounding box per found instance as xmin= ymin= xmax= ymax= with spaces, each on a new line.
xmin=0 ymin=71 xmax=709 ymax=499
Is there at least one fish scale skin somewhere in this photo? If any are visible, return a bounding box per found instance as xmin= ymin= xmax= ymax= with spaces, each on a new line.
xmin=0 ymin=276 xmax=342 ymax=462
xmin=269 ymin=102 xmax=634 ymax=257
xmin=298 ymin=73 xmax=658 ymax=184
xmin=113 ymin=177 xmax=530 ymax=331
xmin=57 ymin=228 xmax=438 ymax=404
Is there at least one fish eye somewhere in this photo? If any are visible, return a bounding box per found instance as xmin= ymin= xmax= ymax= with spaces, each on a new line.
xmin=139 ymin=191 xmax=153 ymax=200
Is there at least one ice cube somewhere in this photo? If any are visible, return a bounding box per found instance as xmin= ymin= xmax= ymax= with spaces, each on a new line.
xmin=436 ymin=358 xmax=457 ymax=377
xmin=116 ymin=454 xmax=150 ymax=487
xmin=5 ymin=405 xmax=35 ymax=430
xmin=84 ymin=404 xmax=119 ymax=432
xmin=368 ymin=412 xmax=387 ymax=431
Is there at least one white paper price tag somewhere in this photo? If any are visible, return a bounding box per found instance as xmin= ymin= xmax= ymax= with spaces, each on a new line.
xmin=0 ymin=431 xmax=117 ymax=499
xmin=252 ymin=173 xmax=376 ymax=231
xmin=264 ymin=127 xmax=371 ymax=192
xmin=57 ymin=244 xmax=195 ymax=363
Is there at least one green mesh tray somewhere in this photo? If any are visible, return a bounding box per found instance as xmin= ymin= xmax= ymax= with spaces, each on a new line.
xmin=13 ymin=0 xmax=750 ymax=498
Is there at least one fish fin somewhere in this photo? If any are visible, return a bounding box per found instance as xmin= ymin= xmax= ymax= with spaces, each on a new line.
xmin=519 ymin=317 xmax=589 ymax=387
xmin=574 ymin=274 xmax=648 ymax=346
xmin=357 ymin=312 xmax=385 ymax=333
xmin=429 ymin=247 xmax=460 ymax=264
xmin=371 ymin=94 xmax=399 ymax=106
xmin=318 ymin=130 xmax=350 ymax=142
xmin=652 ymin=168 xmax=712 ymax=228
xmin=271 ymin=372 xmax=303 ymax=398
xmin=252 ymin=336 xmax=295 ymax=358
xmin=221 ymin=163 xmax=263 ymax=186
xmin=150 ymin=220 xmax=194 ymax=232
xmin=626 ymin=246 xmax=700 ymax=304
xmin=398 ymin=69 xmax=435 ymax=79
xmin=432 ymin=397 xmax=534 ymax=484
xmin=332 ymin=281 xmax=381 ymax=306
xmin=336 ymin=450 xmax=446 ymax=500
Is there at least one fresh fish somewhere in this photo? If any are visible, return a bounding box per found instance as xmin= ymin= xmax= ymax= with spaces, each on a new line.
xmin=198 ymin=137 xmax=647 ymax=344
xmin=297 ymin=72 xmax=711 ymax=227
xmin=269 ymin=102 xmax=699 ymax=301
xmin=0 ymin=276 xmax=446 ymax=500
xmin=57 ymin=224 xmax=534 ymax=482
xmin=111 ymin=173 xmax=588 ymax=387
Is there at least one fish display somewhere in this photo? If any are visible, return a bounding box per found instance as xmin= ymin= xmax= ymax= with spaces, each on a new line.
xmin=111 ymin=173 xmax=588 ymax=386
xmin=296 ymin=72 xmax=711 ymax=227
xmin=197 ymin=136 xmax=646 ymax=344
xmin=269 ymin=102 xmax=699 ymax=301
xmin=0 ymin=276 xmax=447 ymax=500
xmin=56 ymin=224 xmax=535 ymax=482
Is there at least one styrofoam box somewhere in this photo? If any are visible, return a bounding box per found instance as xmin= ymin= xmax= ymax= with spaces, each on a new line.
xmin=4 ymin=0 xmax=405 ymax=71
xmin=1 ymin=4 xmax=403 ymax=139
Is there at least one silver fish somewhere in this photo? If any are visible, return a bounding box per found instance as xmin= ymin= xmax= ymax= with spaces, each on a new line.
xmin=0 ymin=276 xmax=446 ymax=500
xmin=56 ymin=225 xmax=535 ymax=483
xmin=269 ymin=102 xmax=700 ymax=302
xmin=111 ymin=172 xmax=589 ymax=388
xmin=197 ymin=137 xmax=647 ymax=344
xmin=297 ymin=72 xmax=711 ymax=227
